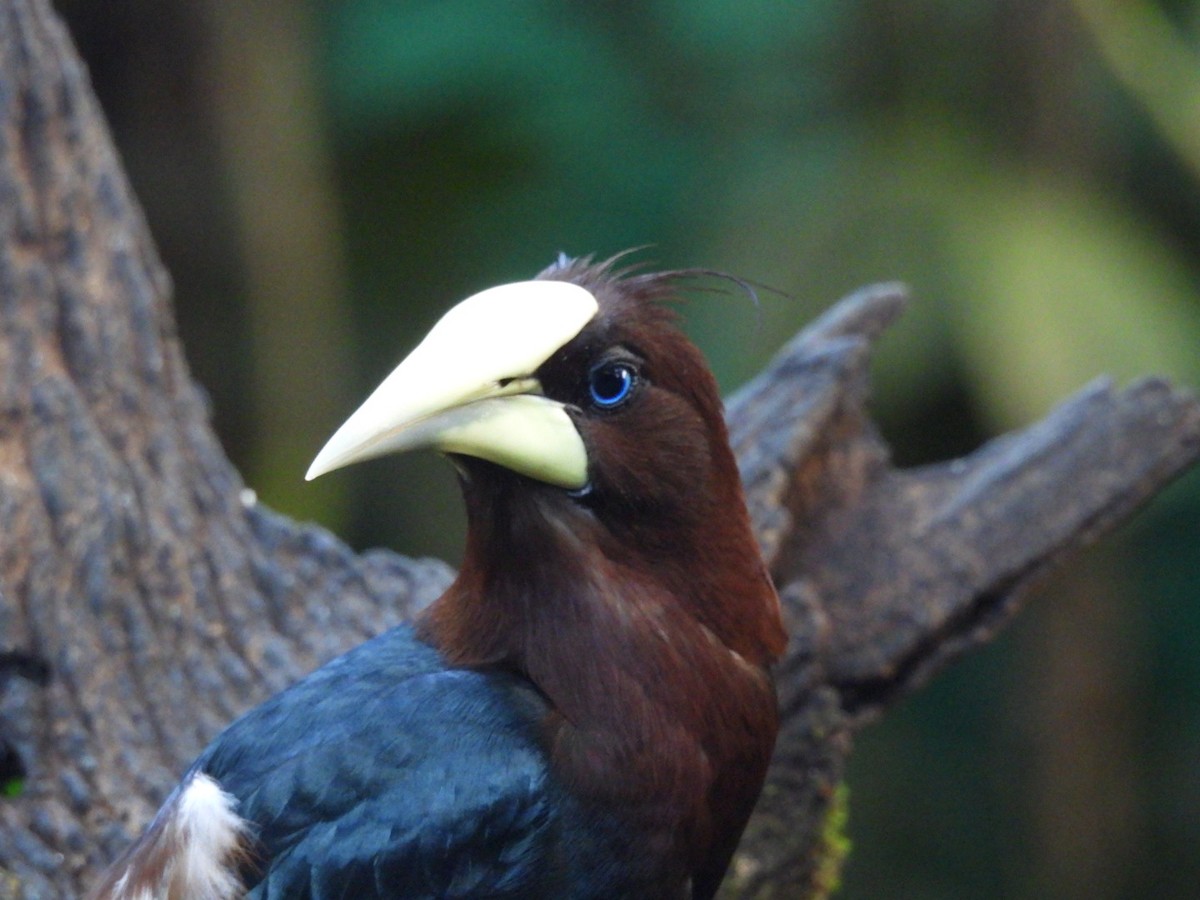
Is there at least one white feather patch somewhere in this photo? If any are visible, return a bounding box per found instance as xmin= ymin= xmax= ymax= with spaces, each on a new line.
xmin=169 ymin=773 xmax=249 ymax=899
xmin=92 ymin=772 xmax=250 ymax=900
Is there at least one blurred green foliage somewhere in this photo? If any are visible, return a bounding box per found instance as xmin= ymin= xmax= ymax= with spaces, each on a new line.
xmin=57 ymin=0 xmax=1200 ymax=897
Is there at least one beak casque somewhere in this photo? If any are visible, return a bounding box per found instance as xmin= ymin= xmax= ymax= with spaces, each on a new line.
xmin=305 ymin=280 xmax=598 ymax=489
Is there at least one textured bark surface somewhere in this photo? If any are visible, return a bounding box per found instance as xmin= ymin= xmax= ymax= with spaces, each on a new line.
xmin=0 ymin=2 xmax=1197 ymax=897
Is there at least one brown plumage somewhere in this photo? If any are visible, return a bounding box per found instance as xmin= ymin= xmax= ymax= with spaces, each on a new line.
xmin=419 ymin=255 xmax=787 ymax=896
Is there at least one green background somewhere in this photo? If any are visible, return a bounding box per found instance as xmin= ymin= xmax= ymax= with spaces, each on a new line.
xmin=57 ymin=2 xmax=1200 ymax=896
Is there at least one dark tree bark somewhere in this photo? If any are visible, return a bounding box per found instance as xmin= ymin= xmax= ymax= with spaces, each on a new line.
xmin=0 ymin=2 xmax=1197 ymax=897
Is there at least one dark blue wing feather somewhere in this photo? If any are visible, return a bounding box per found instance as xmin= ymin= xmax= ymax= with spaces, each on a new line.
xmin=193 ymin=626 xmax=572 ymax=899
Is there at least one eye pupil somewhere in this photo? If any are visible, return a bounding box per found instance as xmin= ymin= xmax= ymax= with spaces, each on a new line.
xmin=589 ymin=363 xmax=635 ymax=409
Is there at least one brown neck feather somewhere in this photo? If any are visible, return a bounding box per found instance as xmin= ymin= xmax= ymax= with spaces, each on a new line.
xmin=416 ymin=465 xmax=784 ymax=883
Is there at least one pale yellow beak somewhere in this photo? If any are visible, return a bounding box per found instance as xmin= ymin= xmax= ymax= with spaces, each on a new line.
xmin=305 ymin=280 xmax=598 ymax=489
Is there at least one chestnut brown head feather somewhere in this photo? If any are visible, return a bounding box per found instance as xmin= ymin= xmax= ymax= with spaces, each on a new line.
xmin=418 ymin=254 xmax=786 ymax=898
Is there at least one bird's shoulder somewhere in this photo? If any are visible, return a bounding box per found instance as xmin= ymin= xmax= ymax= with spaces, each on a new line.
xmin=195 ymin=624 xmax=574 ymax=898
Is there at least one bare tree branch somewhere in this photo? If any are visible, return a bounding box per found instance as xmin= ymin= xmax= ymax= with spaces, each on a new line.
xmin=724 ymin=287 xmax=1200 ymax=895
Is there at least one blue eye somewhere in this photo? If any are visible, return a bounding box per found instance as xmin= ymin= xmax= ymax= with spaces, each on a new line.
xmin=588 ymin=362 xmax=636 ymax=409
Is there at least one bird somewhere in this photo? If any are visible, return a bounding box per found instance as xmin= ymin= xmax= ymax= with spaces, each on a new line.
xmin=89 ymin=254 xmax=788 ymax=900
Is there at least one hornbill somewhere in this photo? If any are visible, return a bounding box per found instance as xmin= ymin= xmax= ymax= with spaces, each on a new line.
xmin=90 ymin=255 xmax=787 ymax=899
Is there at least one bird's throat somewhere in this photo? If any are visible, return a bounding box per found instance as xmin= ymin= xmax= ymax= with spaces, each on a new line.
xmin=416 ymin=478 xmax=781 ymax=882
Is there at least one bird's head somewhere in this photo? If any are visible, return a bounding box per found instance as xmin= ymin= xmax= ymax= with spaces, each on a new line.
xmin=309 ymin=255 xmax=743 ymax=512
